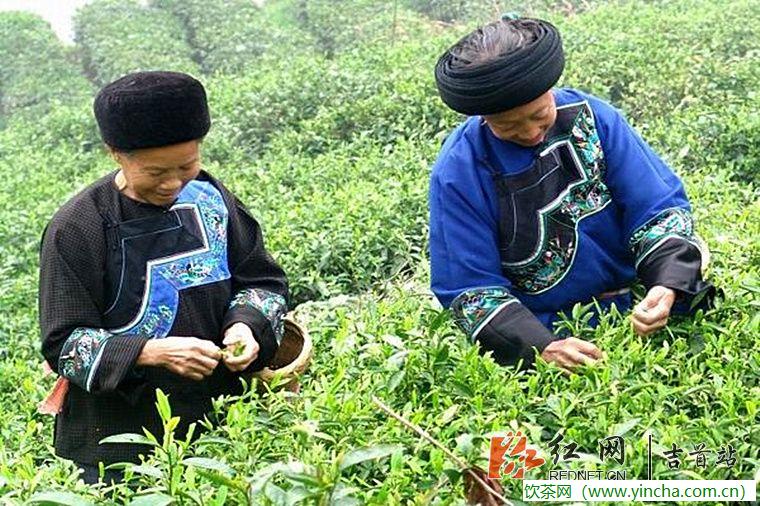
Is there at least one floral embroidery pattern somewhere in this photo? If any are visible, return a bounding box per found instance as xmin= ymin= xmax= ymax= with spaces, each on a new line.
xmin=629 ymin=207 xmax=695 ymax=266
xmin=116 ymin=180 xmax=231 ymax=338
xmin=230 ymin=288 xmax=287 ymax=344
xmin=61 ymin=181 xmax=233 ymax=391
xmin=503 ymin=103 xmax=611 ymax=294
xmin=164 ymin=260 xmax=215 ymax=285
xmin=451 ymin=287 xmax=518 ymax=338
xmin=572 ymin=110 xmax=606 ymax=179
xmin=510 ymin=237 xmax=577 ymax=293
xmin=155 ymin=187 xmax=229 ymax=288
xmin=59 ymin=328 xmax=113 ymax=392
xmin=130 ymin=304 xmax=174 ymax=338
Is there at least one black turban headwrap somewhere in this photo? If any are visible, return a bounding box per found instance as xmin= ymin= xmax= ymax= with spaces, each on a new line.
xmin=94 ymin=71 xmax=211 ymax=151
xmin=434 ymin=18 xmax=565 ymax=116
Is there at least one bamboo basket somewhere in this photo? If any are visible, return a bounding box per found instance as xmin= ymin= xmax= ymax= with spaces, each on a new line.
xmin=253 ymin=317 xmax=312 ymax=392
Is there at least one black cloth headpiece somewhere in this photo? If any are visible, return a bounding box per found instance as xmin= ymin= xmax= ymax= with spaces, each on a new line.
xmin=435 ymin=18 xmax=564 ymax=115
xmin=94 ymin=71 xmax=211 ymax=151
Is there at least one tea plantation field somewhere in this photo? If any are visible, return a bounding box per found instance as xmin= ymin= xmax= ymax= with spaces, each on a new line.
xmin=0 ymin=0 xmax=757 ymax=504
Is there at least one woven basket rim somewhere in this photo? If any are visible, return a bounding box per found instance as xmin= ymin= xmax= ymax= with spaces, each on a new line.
xmin=256 ymin=318 xmax=312 ymax=381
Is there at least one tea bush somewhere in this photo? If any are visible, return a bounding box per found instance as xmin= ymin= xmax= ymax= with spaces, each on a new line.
xmin=203 ymin=37 xmax=453 ymax=162
xmin=0 ymin=0 xmax=757 ymax=503
xmin=151 ymin=0 xmax=315 ymax=75
xmin=73 ymin=0 xmax=200 ymax=85
xmin=203 ymin=53 xmax=374 ymax=161
xmin=404 ymin=0 xmax=603 ymax=22
xmin=214 ymin=137 xmax=435 ymax=304
xmin=263 ymin=38 xmax=454 ymax=156
xmin=295 ymin=0 xmax=437 ymax=56
xmin=557 ymin=0 xmax=758 ymax=122
xmin=0 ymin=12 xmax=91 ymax=126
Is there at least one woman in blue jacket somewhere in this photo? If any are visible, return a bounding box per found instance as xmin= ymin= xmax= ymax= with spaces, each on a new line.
xmin=430 ymin=17 xmax=714 ymax=372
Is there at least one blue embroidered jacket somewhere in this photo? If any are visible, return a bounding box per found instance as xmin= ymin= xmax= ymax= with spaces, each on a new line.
xmin=429 ymin=88 xmax=712 ymax=367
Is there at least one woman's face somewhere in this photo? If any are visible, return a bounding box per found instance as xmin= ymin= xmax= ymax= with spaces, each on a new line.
xmin=112 ymin=140 xmax=202 ymax=206
xmin=482 ymin=90 xmax=557 ymax=147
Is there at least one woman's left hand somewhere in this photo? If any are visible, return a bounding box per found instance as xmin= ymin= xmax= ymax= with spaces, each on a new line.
xmin=631 ymin=285 xmax=676 ymax=336
xmin=222 ymin=322 xmax=260 ymax=371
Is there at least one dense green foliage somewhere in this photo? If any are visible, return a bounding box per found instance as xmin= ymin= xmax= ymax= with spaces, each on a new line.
xmin=0 ymin=0 xmax=757 ymax=503
xmin=150 ymin=0 xmax=314 ymax=74
xmin=74 ymin=0 xmax=199 ymax=85
xmin=293 ymin=0 xmax=436 ymax=57
xmin=0 ymin=12 xmax=91 ymax=126
xmin=557 ymin=0 xmax=760 ymax=184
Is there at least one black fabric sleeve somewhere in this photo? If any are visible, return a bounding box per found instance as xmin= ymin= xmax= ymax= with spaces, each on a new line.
xmin=215 ymin=180 xmax=289 ymax=372
xmin=39 ymin=218 xmax=148 ymax=402
xmin=474 ymin=303 xmax=557 ymax=369
xmin=636 ymin=238 xmax=716 ymax=313
xmin=628 ymin=208 xmax=717 ymax=314
xmin=450 ymin=287 xmax=556 ymax=370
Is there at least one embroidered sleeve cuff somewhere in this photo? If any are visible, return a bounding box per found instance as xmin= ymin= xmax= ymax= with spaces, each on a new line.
xmin=59 ymin=328 xmax=149 ymax=398
xmin=451 ymin=287 xmax=556 ymax=369
xmin=223 ymin=288 xmax=287 ymax=372
xmin=629 ymin=208 xmax=716 ymax=313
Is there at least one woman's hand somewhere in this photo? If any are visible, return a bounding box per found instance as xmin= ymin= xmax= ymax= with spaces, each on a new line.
xmin=137 ymin=336 xmax=221 ymax=381
xmin=540 ymin=337 xmax=603 ymax=374
xmin=221 ymin=322 xmax=260 ymax=372
xmin=631 ymin=285 xmax=676 ymax=336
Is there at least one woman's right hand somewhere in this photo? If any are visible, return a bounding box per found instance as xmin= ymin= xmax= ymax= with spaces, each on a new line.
xmin=540 ymin=337 xmax=603 ymax=373
xmin=137 ymin=336 xmax=221 ymax=381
